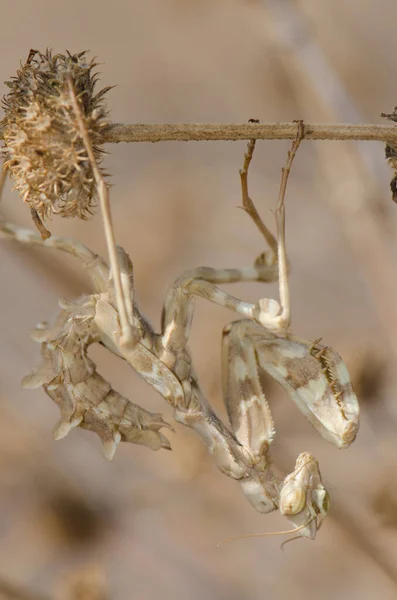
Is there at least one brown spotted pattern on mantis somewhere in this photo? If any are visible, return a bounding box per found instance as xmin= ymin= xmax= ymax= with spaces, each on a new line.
xmin=0 ymin=125 xmax=359 ymax=541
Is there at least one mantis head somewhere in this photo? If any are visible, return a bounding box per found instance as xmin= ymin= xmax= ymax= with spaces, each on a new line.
xmin=279 ymin=452 xmax=329 ymax=539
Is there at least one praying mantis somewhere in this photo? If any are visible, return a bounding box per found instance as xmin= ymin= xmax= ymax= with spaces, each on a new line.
xmin=0 ymin=101 xmax=359 ymax=542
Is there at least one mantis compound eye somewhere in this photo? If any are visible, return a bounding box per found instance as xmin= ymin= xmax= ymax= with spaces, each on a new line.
xmin=313 ymin=489 xmax=330 ymax=517
xmin=321 ymin=491 xmax=330 ymax=514
xmin=279 ymin=484 xmax=306 ymax=516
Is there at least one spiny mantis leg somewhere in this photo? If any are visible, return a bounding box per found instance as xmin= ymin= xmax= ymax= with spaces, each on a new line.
xmin=161 ymin=262 xmax=279 ymax=353
xmin=159 ymin=248 xmax=284 ymax=356
xmin=0 ymin=217 xmax=110 ymax=293
xmin=170 ymin=370 xmax=283 ymax=505
xmin=223 ymin=320 xmax=359 ymax=450
xmin=0 ymin=218 xmax=147 ymax=339
xmin=222 ymin=320 xmax=275 ymax=461
xmin=221 ymin=319 xmax=279 ymax=515
xmin=174 ymin=378 xmax=260 ymax=480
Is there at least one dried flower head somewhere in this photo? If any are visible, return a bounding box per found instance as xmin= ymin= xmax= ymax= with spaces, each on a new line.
xmin=381 ymin=108 xmax=397 ymax=202
xmin=1 ymin=49 xmax=111 ymax=220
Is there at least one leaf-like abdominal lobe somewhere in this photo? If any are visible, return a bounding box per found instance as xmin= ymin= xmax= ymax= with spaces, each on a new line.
xmin=22 ymin=296 xmax=173 ymax=459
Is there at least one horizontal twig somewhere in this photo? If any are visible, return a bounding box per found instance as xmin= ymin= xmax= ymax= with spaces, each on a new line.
xmin=0 ymin=122 xmax=394 ymax=144
xmin=100 ymin=122 xmax=397 ymax=144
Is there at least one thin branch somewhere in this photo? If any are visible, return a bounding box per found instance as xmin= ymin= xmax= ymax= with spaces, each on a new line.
xmin=95 ymin=122 xmax=397 ymax=144
xmin=29 ymin=207 xmax=51 ymax=241
xmin=0 ymin=121 xmax=394 ymax=144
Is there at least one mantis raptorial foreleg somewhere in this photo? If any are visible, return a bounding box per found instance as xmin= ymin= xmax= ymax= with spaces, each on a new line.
xmin=222 ymin=318 xmax=358 ymax=537
xmin=224 ymin=320 xmax=359 ymax=451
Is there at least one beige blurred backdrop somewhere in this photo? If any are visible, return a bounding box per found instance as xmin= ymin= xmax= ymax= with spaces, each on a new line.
xmin=2 ymin=1 xmax=397 ymax=599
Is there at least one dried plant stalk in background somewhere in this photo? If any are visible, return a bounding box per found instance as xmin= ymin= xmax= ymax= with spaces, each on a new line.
xmin=1 ymin=49 xmax=110 ymax=224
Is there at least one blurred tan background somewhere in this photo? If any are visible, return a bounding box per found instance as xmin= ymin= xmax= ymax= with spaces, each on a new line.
xmin=2 ymin=1 xmax=397 ymax=598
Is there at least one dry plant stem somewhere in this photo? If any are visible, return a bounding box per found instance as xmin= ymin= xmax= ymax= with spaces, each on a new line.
xmin=66 ymin=77 xmax=134 ymax=348
xmin=29 ymin=208 xmax=51 ymax=241
xmin=240 ymin=137 xmax=278 ymax=258
xmin=98 ymin=122 xmax=397 ymax=144
xmin=0 ymin=121 xmax=395 ymax=144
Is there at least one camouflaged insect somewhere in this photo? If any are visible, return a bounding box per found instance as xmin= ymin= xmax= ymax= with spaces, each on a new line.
xmin=0 ymin=117 xmax=360 ymax=541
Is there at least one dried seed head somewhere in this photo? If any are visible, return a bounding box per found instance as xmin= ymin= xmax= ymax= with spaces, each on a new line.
xmin=1 ymin=49 xmax=111 ymax=219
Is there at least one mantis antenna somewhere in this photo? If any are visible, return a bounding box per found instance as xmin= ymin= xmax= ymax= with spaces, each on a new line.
xmin=216 ymin=517 xmax=316 ymax=547
xmin=280 ymin=535 xmax=303 ymax=551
